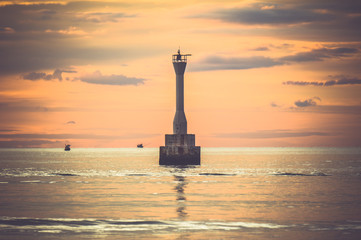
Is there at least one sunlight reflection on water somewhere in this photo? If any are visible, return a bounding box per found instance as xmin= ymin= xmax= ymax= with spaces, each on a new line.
xmin=1 ymin=148 xmax=361 ymax=239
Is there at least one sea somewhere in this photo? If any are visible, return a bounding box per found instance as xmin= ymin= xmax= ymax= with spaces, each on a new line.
xmin=0 ymin=147 xmax=361 ymax=240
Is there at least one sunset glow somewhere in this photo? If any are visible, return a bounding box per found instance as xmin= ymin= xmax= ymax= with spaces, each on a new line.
xmin=1 ymin=0 xmax=361 ymax=147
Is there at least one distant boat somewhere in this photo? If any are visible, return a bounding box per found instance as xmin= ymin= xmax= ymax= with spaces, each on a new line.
xmin=137 ymin=144 xmax=143 ymax=148
xmin=64 ymin=144 xmax=71 ymax=151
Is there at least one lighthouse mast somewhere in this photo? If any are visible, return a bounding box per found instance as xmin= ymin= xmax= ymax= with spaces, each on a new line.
xmin=172 ymin=49 xmax=191 ymax=135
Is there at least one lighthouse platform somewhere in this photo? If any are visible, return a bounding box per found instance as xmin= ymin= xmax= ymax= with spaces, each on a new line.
xmin=159 ymin=134 xmax=200 ymax=165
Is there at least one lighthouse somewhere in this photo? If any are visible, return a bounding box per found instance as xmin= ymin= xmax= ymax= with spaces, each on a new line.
xmin=159 ymin=49 xmax=201 ymax=165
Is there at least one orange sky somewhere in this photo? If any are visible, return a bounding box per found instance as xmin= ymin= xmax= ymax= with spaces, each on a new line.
xmin=1 ymin=0 xmax=361 ymax=147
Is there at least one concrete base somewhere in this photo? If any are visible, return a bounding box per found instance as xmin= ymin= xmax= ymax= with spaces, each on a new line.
xmin=159 ymin=146 xmax=200 ymax=165
xmin=160 ymin=133 xmax=201 ymax=165
xmin=165 ymin=134 xmax=195 ymax=146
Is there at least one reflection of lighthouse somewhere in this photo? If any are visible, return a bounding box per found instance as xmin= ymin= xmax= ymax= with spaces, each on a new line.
xmin=174 ymin=175 xmax=188 ymax=219
xmin=159 ymin=49 xmax=201 ymax=165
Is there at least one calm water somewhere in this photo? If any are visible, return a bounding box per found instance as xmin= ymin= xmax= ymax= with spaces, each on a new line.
xmin=1 ymin=147 xmax=361 ymax=239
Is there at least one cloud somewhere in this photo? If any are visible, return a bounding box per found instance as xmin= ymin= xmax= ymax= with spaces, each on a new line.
xmin=0 ymin=26 xmax=15 ymax=34
xmin=325 ymin=76 xmax=361 ymax=86
xmin=251 ymin=47 xmax=269 ymax=51
xmin=0 ymin=96 xmax=85 ymax=113
xmin=0 ymin=129 xmax=17 ymax=132
xmin=206 ymin=5 xmax=333 ymax=25
xmin=0 ymin=2 xmax=132 ymax=33
xmin=0 ymin=133 xmax=117 ymax=140
xmin=0 ymin=132 xmax=160 ymax=142
xmin=66 ymin=121 xmax=76 ymax=124
xmin=0 ymin=132 xmax=161 ymax=147
xmin=0 ymin=100 xmax=49 ymax=113
xmin=22 ymin=69 xmax=146 ymax=86
xmin=294 ymin=97 xmax=321 ymax=107
xmin=272 ymin=43 xmax=294 ymax=49
xmin=270 ymin=102 xmax=281 ymax=108
xmin=0 ymin=140 xmax=62 ymax=148
xmin=283 ymin=81 xmax=324 ymax=86
xmin=197 ymin=0 xmax=361 ymax=42
xmin=192 ymin=47 xmax=357 ymax=72
xmin=277 ymin=0 xmax=361 ymax=14
xmin=0 ymin=2 xmax=148 ymax=76
xmin=79 ymin=71 xmax=146 ymax=86
xmin=191 ymin=56 xmax=283 ymax=71
xmin=216 ymin=129 xmax=328 ymax=139
xmin=77 ymin=12 xmax=134 ymax=23
xmin=23 ymin=69 xmax=76 ymax=81
xmin=312 ymin=105 xmax=361 ymax=115
xmin=280 ymin=47 xmax=358 ymax=62
xmin=283 ymin=76 xmax=361 ymax=87
xmin=294 ymin=99 xmax=316 ymax=107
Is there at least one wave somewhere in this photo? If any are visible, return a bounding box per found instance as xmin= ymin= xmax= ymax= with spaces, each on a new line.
xmin=52 ymin=173 xmax=79 ymax=177
xmin=1 ymin=217 xmax=360 ymax=235
xmin=199 ymin=173 xmax=237 ymax=176
xmin=125 ymin=174 xmax=151 ymax=176
xmin=273 ymin=172 xmax=329 ymax=176
xmin=0 ymin=169 xmax=331 ymax=178
xmin=0 ymin=217 xmax=288 ymax=234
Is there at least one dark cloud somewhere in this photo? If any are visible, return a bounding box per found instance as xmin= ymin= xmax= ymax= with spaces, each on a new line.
xmin=280 ymin=47 xmax=358 ymax=62
xmin=0 ymin=132 xmax=160 ymax=143
xmin=270 ymin=102 xmax=281 ymax=107
xmin=0 ymin=2 xmax=131 ymax=33
xmin=294 ymin=97 xmax=320 ymax=107
xmin=271 ymin=43 xmax=294 ymax=49
xmin=198 ymin=1 xmax=361 ymax=42
xmin=0 ymin=140 xmax=62 ymax=148
xmin=0 ymin=40 xmax=148 ymax=75
xmin=283 ymin=81 xmax=324 ymax=86
xmin=313 ymin=105 xmax=361 ymax=115
xmin=0 ymin=129 xmax=17 ymax=132
xmin=79 ymin=71 xmax=146 ymax=86
xmin=283 ymin=76 xmax=361 ymax=87
xmin=193 ymin=47 xmax=358 ymax=72
xmin=0 ymin=96 xmax=84 ymax=113
xmin=211 ymin=6 xmax=333 ymax=25
xmin=274 ymin=17 xmax=361 ymax=42
xmin=191 ymin=56 xmax=283 ymax=71
xmin=216 ymin=129 xmax=328 ymax=139
xmin=325 ymin=77 xmax=361 ymax=86
xmin=276 ymin=0 xmax=361 ymax=14
xmin=66 ymin=121 xmax=76 ymax=124
xmin=286 ymin=105 xmax=361 ymax=116
xmin=0 ymin=2 xmax=149 ymax=76
xmin=22 ymin=69 xmax=146 ymax=86
xmin=23 ymin=69 xmax=76 ymax=81
xmin=0 ymin=133 xmax=117 ymax=140
xmin=0 ymin=101 xmax=49 ymax=113
xmin=78 ymin=12 xmax=134 ymax=23
xmin=0 ymin=132 xmax=160 ymax=147
xmin=251 ymin=47 xmax=269 ymax=51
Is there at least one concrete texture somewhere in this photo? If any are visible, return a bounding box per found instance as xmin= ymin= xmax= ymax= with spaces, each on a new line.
xmin=159 ymin=146 xmax=201 ymax=165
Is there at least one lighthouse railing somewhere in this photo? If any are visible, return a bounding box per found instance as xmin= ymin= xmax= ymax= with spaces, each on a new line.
xmin=172 ymin=54 xmax=191 ymax=63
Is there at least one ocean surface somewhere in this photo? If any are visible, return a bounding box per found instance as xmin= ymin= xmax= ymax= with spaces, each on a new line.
xmin=0 ymin=147 xmax=361 ymax=240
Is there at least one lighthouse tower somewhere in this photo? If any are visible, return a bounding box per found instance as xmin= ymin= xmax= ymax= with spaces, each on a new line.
xmin=159 ymin=49 xmax=201 ymax=165
xmin=173 ymin=49 xmax=189 ymax=135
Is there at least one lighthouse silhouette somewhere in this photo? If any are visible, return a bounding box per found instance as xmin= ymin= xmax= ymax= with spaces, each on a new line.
xmin=159 ymin=49 xmax=201 ymax=165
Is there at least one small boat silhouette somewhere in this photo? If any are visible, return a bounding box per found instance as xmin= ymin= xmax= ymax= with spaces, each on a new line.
xmin=64 ymin=144 xmax=71 ymax=151
xmin=137 ymin=144 xmax=143 ymax=148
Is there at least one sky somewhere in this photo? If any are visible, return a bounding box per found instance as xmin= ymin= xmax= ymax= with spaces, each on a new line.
xmin=0 ymin=0 xmax=361 ymax=148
